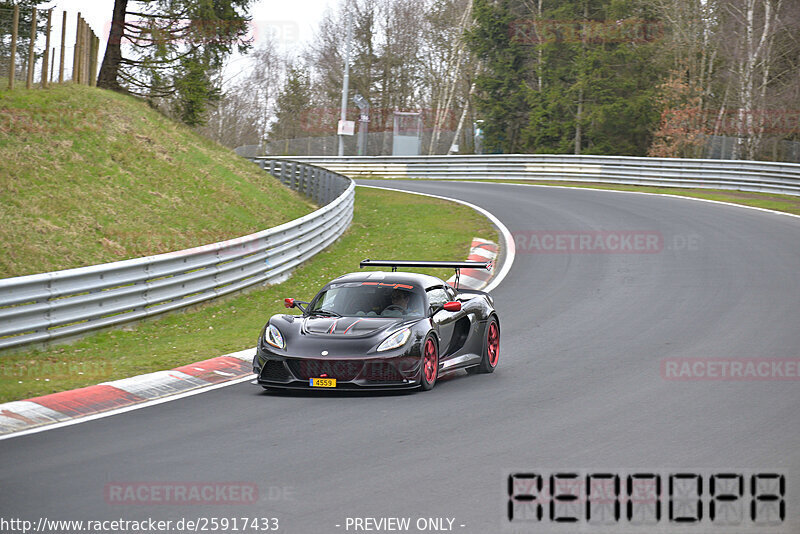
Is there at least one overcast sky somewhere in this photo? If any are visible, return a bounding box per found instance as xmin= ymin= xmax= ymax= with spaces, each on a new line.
xmin=35 ymin=0 xmax=333 ymax=80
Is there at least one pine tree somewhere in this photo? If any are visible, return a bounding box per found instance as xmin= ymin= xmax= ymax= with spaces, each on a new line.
xmin=466 ymin=0 xmax=530 ymax=153
xmin=468 ymin=0 xmax=662 ymax=155
xmin=97 ymin=0 xmax=254 ymax=126
xmin=267 ymin=67 xmax=313 ymax=154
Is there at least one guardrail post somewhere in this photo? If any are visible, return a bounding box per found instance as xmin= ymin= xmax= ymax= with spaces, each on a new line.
xmin=325 ymin=173 xmax=332 ymax=204
xmin=40 ymin=279 xmax=52 ymax=341
xmin=311 ymin=169 xmax=319 ymax=204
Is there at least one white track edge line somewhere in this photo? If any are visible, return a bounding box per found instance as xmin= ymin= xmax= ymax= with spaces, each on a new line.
xmin=356 ymin=184 xmax=516 ymax=293
xmin=0 ymin=374 xmax=255 ymax=441
xmin=452 ymin=180 xmax=800 ymax=220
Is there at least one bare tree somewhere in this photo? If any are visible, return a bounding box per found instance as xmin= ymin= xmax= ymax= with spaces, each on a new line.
xmin=650 ymin=0 xmax=799 ymax=160
xmin=423 ymin=0 xmax=477 ymax=154
xmin=303 ymin=0 xmax=430 ymax=149
xmin=198 ymin=37 xmax=284 ymax=148
xmin=648 ymin=0 xmax=721 ymax=158
xmin=718 ymin=0 xmax=782 ymax=159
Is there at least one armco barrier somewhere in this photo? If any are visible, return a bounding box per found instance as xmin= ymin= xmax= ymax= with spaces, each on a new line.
xmin=263 ymin=155 xmax=800 ymax=197
xmin=0 ymin=160 xmax=353 ymax=351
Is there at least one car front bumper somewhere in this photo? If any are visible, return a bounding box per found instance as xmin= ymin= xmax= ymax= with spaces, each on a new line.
xmin=254 ymin=348 xmax=423 ymax=390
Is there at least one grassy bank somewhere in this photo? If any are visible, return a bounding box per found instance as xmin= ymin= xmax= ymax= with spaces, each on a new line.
xmin=0 ymin=84 xmax=313 ymax=278
xmin=0 ymin=187 xmax=498 ymax=402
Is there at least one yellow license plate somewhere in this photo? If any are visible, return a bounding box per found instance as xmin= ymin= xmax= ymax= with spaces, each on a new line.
xmin=309 ymin=377 xmax=336 ymax=388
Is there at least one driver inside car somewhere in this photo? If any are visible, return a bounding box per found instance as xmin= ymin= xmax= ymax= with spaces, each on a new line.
xmin=382 ymin=288 xmax=412 ymax=317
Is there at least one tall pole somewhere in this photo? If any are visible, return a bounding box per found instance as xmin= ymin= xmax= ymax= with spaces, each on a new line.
xmin=26 ymin=7 xmax=37 ymax=89
xmin=8 ymin=4 xmax=18 ymax=90
xmin=59 ymin=11 xmax=66 ymax=83
xmin=72 ymin=13 xmax=80 ymax=81
xmin=90 ymin=34 xmax=98 ymax=86
xmin=41 ymin=9 xmax=52 ymax=88
xmin=337 ymin=10 xmax=353 ymax=157
xmin=354 ymin=94 xmax=369 ymax=156
xmin=81 ymin=19 xmax=88 ymax=83
xmin=78 ymin=18 xmax=86 ymax=84
xmin=359 ymin=100 xmax=369 ymax=156
xmin=77 ymin=19 xmax=83 ymax=84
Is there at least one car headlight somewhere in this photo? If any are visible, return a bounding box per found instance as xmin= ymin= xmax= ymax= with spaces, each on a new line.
xmin=264 ymin=324 xmax=285 ymax=349
xmin=377 ymin=327 xmax=411 ymax=352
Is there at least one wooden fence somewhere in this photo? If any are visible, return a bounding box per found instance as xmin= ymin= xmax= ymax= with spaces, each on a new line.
xmin=2 ymin=5 xmax=99 ymax=90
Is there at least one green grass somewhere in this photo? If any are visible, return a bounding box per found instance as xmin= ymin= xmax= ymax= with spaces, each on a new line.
xmin=0 ymin=84 xmax=314 ymax=277
xmin=376 ymin=177 xmax=800 ymax=216
xmin=0 ymin=188 xmax=498 ymax=402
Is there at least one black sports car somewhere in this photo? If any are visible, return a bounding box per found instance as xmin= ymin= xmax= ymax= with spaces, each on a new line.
xmin=253 ymin=260 xmax=500 ymax=391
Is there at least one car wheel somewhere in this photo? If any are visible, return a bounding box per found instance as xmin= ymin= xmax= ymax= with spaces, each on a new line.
xmin=470 ymin=317 xmax=499 ymax=374
xmin=420 ymin=336 xmax=439 ymax=391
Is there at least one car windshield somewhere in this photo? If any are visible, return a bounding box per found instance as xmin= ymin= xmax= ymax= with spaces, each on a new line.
xmin=308 ymin=282 xmax=425 ymax=318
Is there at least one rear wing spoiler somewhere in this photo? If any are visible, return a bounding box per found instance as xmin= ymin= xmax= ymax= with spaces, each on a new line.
xmin=359 ymin=259 xmax=492 ymax=289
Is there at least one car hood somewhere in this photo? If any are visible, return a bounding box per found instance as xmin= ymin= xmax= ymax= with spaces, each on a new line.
xmin=301 ymin=316 xmax=406 ymax=337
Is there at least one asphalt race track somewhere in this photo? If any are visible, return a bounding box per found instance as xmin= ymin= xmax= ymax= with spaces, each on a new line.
xmin=1 ymin=180 xmax=799 ymax=533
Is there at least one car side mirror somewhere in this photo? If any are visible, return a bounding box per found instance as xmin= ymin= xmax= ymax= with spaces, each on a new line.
xmin=443 ymin=301 xmax=461 ymax=312
xmin=285 ymin=298 xmax=309 ymax=313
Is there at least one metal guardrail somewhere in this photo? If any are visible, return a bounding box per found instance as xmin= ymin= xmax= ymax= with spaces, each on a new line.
xmin=0 ymin=160 xmax=354 ymax=351
xmin=267 ymin=154 xmax=800 ymax=197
